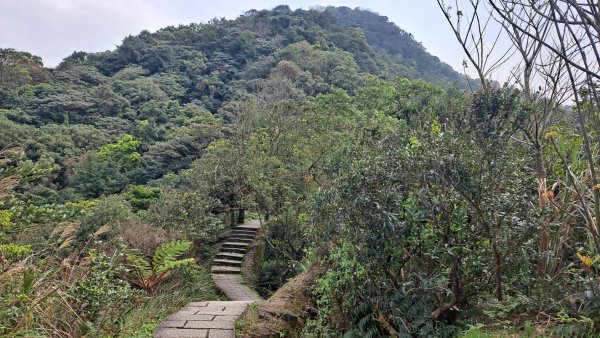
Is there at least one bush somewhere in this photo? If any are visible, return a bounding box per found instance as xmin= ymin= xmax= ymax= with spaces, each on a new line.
xmin=77 ymin=195 xmax=133 ymax=240
xmin=122 ymin=184 xmax=160 ymax=211
xmin=71 ymin=250 xmax=136 ymax=327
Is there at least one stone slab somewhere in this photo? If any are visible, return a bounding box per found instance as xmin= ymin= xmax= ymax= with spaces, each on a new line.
xmin=154 ymin=327 xmax=208 ymax=338
xmin=166 ymin=314 xmax=215 ymax=321
xmin=184 ymin=318 xmax=236 ymax=329
xmin=207 ymin=329 xmax=235 ymax=338
xmin=158 ymin=320 xmax=186 ymax=328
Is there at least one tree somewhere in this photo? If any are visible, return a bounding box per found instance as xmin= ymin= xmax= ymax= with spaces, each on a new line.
xmin=98 ymin=134 xmax=141 ymax=168
xmin=70 ymin=153 xmax=129 ymax=198
xmin=0 ymin=49 xmax=48 ymax=90
xmin=436 ymin=0 xmax=513 ymax=91
xmin=486 ymin=2 xmax=600 ymax=251
xmin=438 ymin=0 xmax=600 ymax=277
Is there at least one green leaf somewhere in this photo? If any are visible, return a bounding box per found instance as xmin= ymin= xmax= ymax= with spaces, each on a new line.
xmin=124 ymin=249 xmax=152 ymax=277
xmin=153 ymin=240 xmax=194 ymax=275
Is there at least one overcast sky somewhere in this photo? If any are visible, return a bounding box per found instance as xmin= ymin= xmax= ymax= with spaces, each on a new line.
xmin=0 ymin=0 xmax=475 ymax=77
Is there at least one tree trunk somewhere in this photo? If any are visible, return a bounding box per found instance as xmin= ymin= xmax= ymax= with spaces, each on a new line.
xmin=237 ymin=208 xmax=245 ymax=224
xmin=535 ymin=140 xmax=551 ymax=277
xmin=492 ymin=240 xmax=503 ymax=301
xmin=431 ymin=254 xmax=462 ymax=319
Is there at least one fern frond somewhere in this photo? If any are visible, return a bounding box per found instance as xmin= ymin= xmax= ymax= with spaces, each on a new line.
xmin=125 ymin=249 xmax=152 ymax=277
xmin=158 ymin=257 xmax=195 ymax=274
xmin=153 ymin=240 xmax=193 ymax=275
xmin=122 ymin=240 xmax=195 ymax=294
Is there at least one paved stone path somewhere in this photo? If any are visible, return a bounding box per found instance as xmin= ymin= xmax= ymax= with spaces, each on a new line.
xmin=211 ymin=274 xmax=262 ymax=302
xmin=154 ymin=220 xmax=263 ymax=338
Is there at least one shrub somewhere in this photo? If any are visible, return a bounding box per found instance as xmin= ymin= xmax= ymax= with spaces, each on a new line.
xmin=71 ymin=250 xmax=136 ymax=323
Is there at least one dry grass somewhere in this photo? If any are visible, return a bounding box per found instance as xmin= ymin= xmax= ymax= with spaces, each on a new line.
xmin=116 ymin=220 xmax=170 ymax=256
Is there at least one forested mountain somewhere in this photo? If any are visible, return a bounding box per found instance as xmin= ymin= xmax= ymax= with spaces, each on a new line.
xmin=2 ymin=3 xmax=597 ymax=338
xmin=325 ymin=7 xmax=463 ymax=84
xmin=0 ymin=5 xmax=465 ymax=203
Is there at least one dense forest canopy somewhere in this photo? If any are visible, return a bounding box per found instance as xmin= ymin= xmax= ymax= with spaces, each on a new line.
xmin=0 ymin=5 xmax=467 ymax=205
xmin=1 ymin=3 xmax=599 ymax=337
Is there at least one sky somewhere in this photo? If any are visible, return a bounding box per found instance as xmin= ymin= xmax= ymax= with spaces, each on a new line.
xmin=0 ymin=0 xmax=475 ymax=77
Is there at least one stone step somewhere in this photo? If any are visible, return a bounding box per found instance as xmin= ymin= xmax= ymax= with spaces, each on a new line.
xmin=227 ymin=237 xmax=252 ymax=243
xmin=223 ymin=241 xmax=250 ymax=248
xmin=229 ymin=237 xmax=254 ymax=243
xmin=156 ymin=220 xmax=264 ymax=337
xmin=231 ymin=230 xmax=256 ymax=237
xmin=233 ymin=227 xmax=257 ymax=232
xmin=213 ymin=259 xmax=242 ymax=267
xmin=235 ymin=225 xmax=259 ymax=231
xmin=216 ymin=252 xmax=245 ymax=260
xmin=211 ymin=265 xmax=241 ymax=274
xmin=219 ymin=247 xmax=247 ymax=254
xmin=229 ymin=231 xmax=255 ymax=237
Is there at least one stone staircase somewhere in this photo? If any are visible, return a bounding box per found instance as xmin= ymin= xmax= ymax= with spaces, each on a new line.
xmin=154 ymin=220 xmax=263 ymax=338
xmin=211 ymin=224 xmax=260 ymax=275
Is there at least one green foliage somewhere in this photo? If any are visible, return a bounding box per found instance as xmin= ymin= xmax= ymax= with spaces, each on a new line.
xmin=301 ymin=86 xmax=538 ymax=336
xmin=553 ymin=310 xmax=595 ymax=337
xmin=481 ymin=294 xmax=534 ymax=321
xmin=0 ymin=209 xmax=12 ymax=230
xmin=306 ymin=242 xmax=368 ymax=335
xmin=70 ymin=153 xmax=130 ymax=197
xmin=146 ymin=186 xmax=228 ymax=244
xmin=122 ymin=185 xmax=160 ymax=211
xmin=64 ymin=199 xmax=98 ymax=213
xmin=98 ymin=134 xmax=141 ymax=168
xmin=325 ymin=7 xmax=468 ymax=86
xmin=71 ymin=250 xmax=136 ymax=326
xmin=77 ymin=195 xmax=133 ymax=239
xmin=123 ymin=240 xmax=196 ymax=294
xmin=120 ymin=323 xmax=156 ymax=338
xmin=0 ymin=49 xmax=49 ymax=107
xmin=258 ymin=211 xmax=308 ymax=296
xmin=0 ymin=243 xmax=32 ymax=266
xmin=277 ymin=41 xmax=362 ymax=92
xmin=153 ymin=240 xmax=195 ymax=275
xmin=459 ymin=324 xmax=493 ymax=338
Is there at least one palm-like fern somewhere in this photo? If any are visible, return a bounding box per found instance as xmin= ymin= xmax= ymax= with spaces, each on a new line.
xmin=123 ymin=240 xmax=196 ymax=294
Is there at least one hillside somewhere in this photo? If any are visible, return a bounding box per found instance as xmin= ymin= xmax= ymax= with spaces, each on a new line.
xmin=2 ymin=3 xmax=596 ymax=338
xmin=0 ymin=5 xmax=466 ymax=199
xmin=325 ymin=6 xmax=464 ymax=84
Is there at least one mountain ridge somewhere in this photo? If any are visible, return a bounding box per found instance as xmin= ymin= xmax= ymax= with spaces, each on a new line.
xmin=68 ymin=5 xmax=467 ymax=91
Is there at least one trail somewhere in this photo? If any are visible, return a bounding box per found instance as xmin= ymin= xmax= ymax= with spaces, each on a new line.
xmin=154 ymin=220 xmax=263 ymax=338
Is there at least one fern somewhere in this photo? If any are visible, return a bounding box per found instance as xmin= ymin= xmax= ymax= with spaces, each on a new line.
xmin=123 ymin=240 xmax=196 ymax=294
xmin=124 ymin=250 xmax=152 ymax=277
xmin=157 ymin=257 xmax=196 ymax=275
xmin=153 ymin=240 xmax=193 ymax=275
